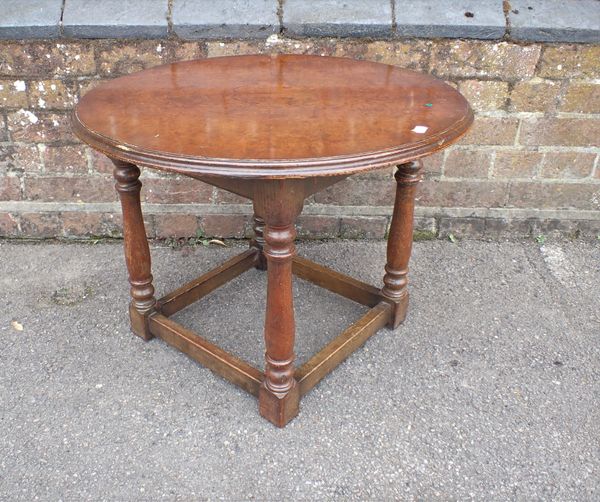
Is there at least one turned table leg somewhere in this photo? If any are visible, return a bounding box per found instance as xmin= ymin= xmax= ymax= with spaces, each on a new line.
xmin=253 ymin=182 xmax=304 ymax=427
xmin=112 ymin=159 xmax=157 ymax=340
xmin=382 ymin=161 xmax=422 ymax=328
xmin=249 ymin=211 xmax=267 ymax=270
xmin=259 ymin=220 xmax=300 ymax=426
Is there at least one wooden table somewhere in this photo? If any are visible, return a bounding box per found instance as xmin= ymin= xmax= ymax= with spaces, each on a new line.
xmin=72 ymin=54 xmax=473 ymax=427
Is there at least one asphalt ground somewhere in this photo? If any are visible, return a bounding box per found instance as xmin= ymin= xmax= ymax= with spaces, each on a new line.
xmin=1 ymin=239 xmax=598 ymax=500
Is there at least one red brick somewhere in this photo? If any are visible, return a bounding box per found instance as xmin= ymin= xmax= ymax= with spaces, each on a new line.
xmin=331 ymin=41 xmax=376 ymax=59
xmin=509 ymin=79 xmax=561 ymax=113
xmin=42 ymin=145 xmax=88 ymax=174
xmin=6 ymin=111 xmax=74 ymax=143
xmin=206 ymin=40 xmax=267 ymax=58
xmin=28 ymin=79 xmax=78 ymax=110
xmin=421 ymin=151 xmax=444 ymax=179
xmin=199 ymin=214 xmax=250 ymax=238
xmin=61 ymin=212 xmax=123 ymax=237
xmin=24 ymin=176 xmax=116 ymax=202
xmin=438 ymin=217 xmax=485 ymax=238
xmin=19 ymin=212 xmax=62 ymax=238
xmin=417 ymin=179 xmax=509 ymax=208
xmin=560 ymin=83 xmax=600 ymax=113
xmin=353 ymin=166 xmax=395 ymax=180
xmin=444 ymin=149 xmax=491 ymax=178
xmin=1 ymin=38 xmax=597 ymax=243
xmin=0 ymin=176 xmax=21 ymax=200
xmin=340 ymin=216 xmax=388 ymax=239
xmin=459 ymin=117 xmax=519 ymax=146
xmin=0 ymin=41 xmax=96 ymax=77
xmin=164 ymin=41 xmax=207 ymax=62
xmin=536 ymin=219 xmax=600 ymax=239
xmin=483 ymin=218 xmax=533 ymax=239
xmin=414 ymin=217 xmax=437 ymax=236
xmin=313 ymin=178 xmax=396 ymax=206
xmin=364 ymin=40 xmax=431 ymax=71
xmin=519 ymin=118 xmax=600 ymax=147
xmin=541 ymin=152 xmax=596 ymax=179
xmin=493 ymin=151 xmax=543 ymax=178
xmin=97 ymin=41 xmax=167 ymax=76
xmin=89 ymin=149 xmax=114 ymax=175
xmin=205 ymin=38 xmax=351 ymax=59
xmin=431 ymin=41 xmax=541 ymax=80
xmin=78 ymin=78 xmax=115 ymax=97
xmin=457 ymin=80 xmax=509 ymax=112
xmin=538 ymin=45 xmax=600 ymax=79
xmin=141 ymin=178 xmax=213 ymax=204
xmin=296 ymin=215 xmax=340 ymax=239
xmin=0 ymin=144 xmax=42 ymax=173
xmin=213 ymin=188 xmax=250 ymax=204
xmin=0 ymin=79 xmax=28 ymax=107
xmin=0 ymin=212 xmax=19 ymax=236
xmin=508 ymin=182 xmax=600 ymax=210
xmin=153 ymin=213 xmax=200 ymax=239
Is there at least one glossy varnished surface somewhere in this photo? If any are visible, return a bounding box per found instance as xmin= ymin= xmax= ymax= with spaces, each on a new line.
xmin=73 ymin=54 xmax=473 ymax=178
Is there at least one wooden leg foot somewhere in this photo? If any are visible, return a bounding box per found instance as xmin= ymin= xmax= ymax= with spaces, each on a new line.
xmin=387 ymin=293 xmax=409 ymax=329
xmin=259 ymin=381 xmax=300 ymax=427
xmin=129 ymin=302 xmax=154 ymax=341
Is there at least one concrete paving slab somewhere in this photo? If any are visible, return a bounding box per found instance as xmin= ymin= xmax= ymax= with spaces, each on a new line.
xmin=173 ymin=0 xmax=278 ymax=40
xmin=0 ymin=239 xmax=598 ymax=499
xmin=284 ymin=0 xmax=393 ymax=37
xmin=395 ymin=0 xmax=506 ymax=39
xmin=0 ymin=0 xmax=62 ymax=39
xmin=62 ymin=0 xmax=168 ymax=39
xmin=509 ymin=0 xmax=600 ymax=42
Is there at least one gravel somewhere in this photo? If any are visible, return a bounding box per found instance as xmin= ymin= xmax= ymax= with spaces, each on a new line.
xmin=1 ymin=238 xmax=598 ymax=500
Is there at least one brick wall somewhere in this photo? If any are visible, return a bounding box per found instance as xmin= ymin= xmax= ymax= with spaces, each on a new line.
xmin=1 ymin=37 xmax=599 ymax=241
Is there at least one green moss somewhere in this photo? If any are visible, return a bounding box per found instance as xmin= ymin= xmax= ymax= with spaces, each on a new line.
xmin=413 ymin=229 xmax=437 ymax=241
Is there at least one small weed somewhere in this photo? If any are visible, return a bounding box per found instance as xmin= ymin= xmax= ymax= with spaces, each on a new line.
xmin=164 ymin=229 xmax=227 ymax=249
xmin=189 ymin=228 xmax=207 ymax=246
xmin=164 ymin=237 xmax=182 ymax=249
xmin=51 ymin=284 xmax=94 ymax=306
xmin=447 ymin=233 xmax=458 ymax=243
xmin=190 ymin=229 xmax=227 ymax=247
xmin=85 ymin=234 xmax=103 ymax=245
xmin=535 ymin=234 xmax=546 ymax=245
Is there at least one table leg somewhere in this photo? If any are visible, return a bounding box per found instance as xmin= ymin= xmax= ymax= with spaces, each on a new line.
xmin=254 ymin=183 xmax=304 ymax=427
xmin=382 ymin=161 xmax=422 ymax=328
xmin=249 ymin=211 xmax=267 ymax=270
xmin=112 ymin=159 xmax=157 ymax=341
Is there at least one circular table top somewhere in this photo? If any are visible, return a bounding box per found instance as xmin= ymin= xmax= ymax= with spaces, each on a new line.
xmin=73 ymin=54 xmax=473 ymax=179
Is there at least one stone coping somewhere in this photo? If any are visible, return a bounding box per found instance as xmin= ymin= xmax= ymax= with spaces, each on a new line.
xmin=0 ymin=0 xmax=598 ymax=43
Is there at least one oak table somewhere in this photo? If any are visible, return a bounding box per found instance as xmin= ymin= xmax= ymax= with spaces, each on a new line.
xmin=72 ymin=54 xmax=473 ymax=427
